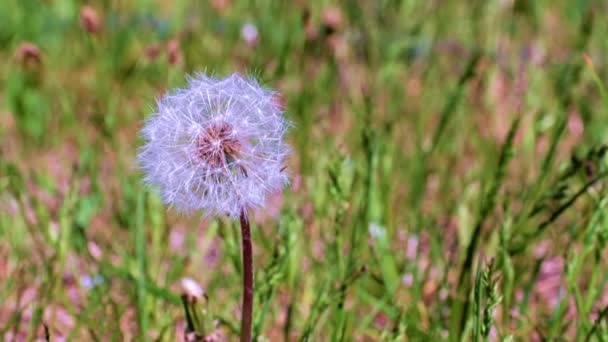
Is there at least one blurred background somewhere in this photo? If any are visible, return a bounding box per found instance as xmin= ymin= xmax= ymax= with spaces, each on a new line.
xmin=1 ymin=0 xmax=608 ymax=340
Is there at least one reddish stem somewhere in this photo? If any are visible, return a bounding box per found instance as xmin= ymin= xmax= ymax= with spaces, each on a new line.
xmin=239 ymin=209 xmax=253 ymax=342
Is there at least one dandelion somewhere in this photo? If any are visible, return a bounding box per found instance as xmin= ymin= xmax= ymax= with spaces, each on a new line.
xmin=138 ymin=72 xmax=289 ymax=342
xmin=139 ymin=73 xmax=289 ymax=217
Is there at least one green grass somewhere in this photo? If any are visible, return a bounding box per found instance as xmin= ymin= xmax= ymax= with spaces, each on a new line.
xmin=1 ymin=0 xmax=608 ymax=340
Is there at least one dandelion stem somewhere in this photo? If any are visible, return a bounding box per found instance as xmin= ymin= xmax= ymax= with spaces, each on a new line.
xmin=239 ymin=209 xmax=253 ymax=342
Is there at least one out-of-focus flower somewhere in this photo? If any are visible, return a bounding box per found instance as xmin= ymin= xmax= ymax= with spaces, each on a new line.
xmin=402 ymin=273 xmax=414 ymax=287
xmin=169 ymin=225 xmax=186 ymax=252
xmin=144 ymin=43 xmax=162 ymax=62
xmin=138 ymin=73 xmax=290 ymax=218
xmin=181 ymin=277 xmax=205 ymax=298
xmin=241 ymin=23 xmax=258 ymax=48
xmin=15 ymin=42 xmax=41 ymax=67
xmin=204 ymin=239 xmax=222 ymax=268
xmin=373 ymin=312 xmax=390 ymax=329
xmin=87 ymin=241 xmax=103 ymax=260
xmin=368 ymin=223 xmax=386 ymax=239
xmin=44 ymin=305 xmax=75 ymax=336
xmin=210 ymin=0 xmax=231 ymax=12
xmin=80 ymin=274 xmax=104 ymax=289
xmin=322 ymin=6 xmax=344 ymax=31
xmin=536 ymin=256 xmax=564 ymax=309
xmin=568 ymin=111 xmax=584 ymax=138
xmin=80 ymin=6 xmax=102 ymax=34
xmin=406 ymin=236 xmax=418 ymax=261
xmin=167 ymin=38 xmax=183 ymax=65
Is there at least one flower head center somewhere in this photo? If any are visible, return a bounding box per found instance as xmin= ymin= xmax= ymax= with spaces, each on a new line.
xmin=196 ymin=122 xmax=242 ymax=168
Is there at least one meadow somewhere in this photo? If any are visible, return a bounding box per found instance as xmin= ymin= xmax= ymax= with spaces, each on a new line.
xmin=1 ymin=0 xmax=608 ymax=340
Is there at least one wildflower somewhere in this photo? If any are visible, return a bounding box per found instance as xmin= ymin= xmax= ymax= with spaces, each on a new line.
xmin=181 ymin=277 xmax=205 ymax=298
xmin=167 ymin=38 xmax=183 ymax=65
xmin=241 ymin=23 xmax=258 ymax=48
xmin=322 ymin=6 xmax=344 ymax=31
xmin=144 ymin=43 xmax=161 ymax=62
xmin=210 ymin=0 xmax=231 ymax=12
xmin=15 ymin=42 xmax=41 ymax=67
xmin=368 ymin=222 xmax=386 ymax=239
xmin=80 ymin=6 xmax=102 ymax=34
xmin=80 ymin=274 xmax=104 ymax=289
xmin=402 ymin=273 xmax=414 ymax=287
xmin=138 ymin=72 xmax=289 ymax=218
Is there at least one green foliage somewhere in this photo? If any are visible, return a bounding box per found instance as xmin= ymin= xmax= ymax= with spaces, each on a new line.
xmin=1 ymin=0 xmax=608 ymax=340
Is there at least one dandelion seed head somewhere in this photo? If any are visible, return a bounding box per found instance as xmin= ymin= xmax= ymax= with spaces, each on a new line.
xmin=138 ymin=73 xmax=290 ymax=218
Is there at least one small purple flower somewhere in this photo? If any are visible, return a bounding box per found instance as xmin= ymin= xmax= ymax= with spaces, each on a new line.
xmin=138 ymin=73 xmax=290 ymax=218
xmin=80 ymin=274 xmax=104 ymax=289
xmin=241 ymin=23 xmax=259 ymax=47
